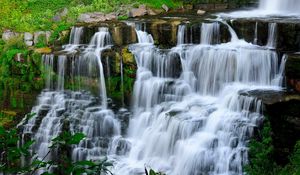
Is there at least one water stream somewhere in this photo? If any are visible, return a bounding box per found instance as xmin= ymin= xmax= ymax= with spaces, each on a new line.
xmin=18 ymin=10 xmax=288 ymax=175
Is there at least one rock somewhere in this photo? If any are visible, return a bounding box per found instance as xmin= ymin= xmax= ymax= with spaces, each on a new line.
xmin=78 ymin=12 xmax=116 ymax=24
xmin=197 ymin=9 xmax=206 ymax=15
xmin=2 ymin=30 xmax=19 ymax=42
xmin=24 ymin=32 xmax=33 ymax=41
xmin=25 ymin=41 xmax=33 ymax=46
xmin=128 ymin=5 xmax=147 ymax=17
xmin=184 ymin=4 xmax=193 ymax=10
xmin=34 ymin=31 xmax=46 ymax=44
xmin=78 ymin=13 xmax=91 ymax=23
xmin=53 ymin=8 xmax=68 ymax=22
xmin=105 ymin=13 xmax=117 ymax=21
xmin=286 ymin=53 xmax=300 ymax=92
xmin=14 ymin=53 xmax=25 ymax=63
xmin=147 ymin=8 xmax=157 ymax=16
xmin=162 ymin=4 xmax=169 ymax=12
xmin=34 ymin=47 xmax=52 ymax=54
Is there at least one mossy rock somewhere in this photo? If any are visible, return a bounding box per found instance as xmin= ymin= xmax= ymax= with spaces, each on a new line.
xmin=34 ymin=47 xmax=52 ymax=54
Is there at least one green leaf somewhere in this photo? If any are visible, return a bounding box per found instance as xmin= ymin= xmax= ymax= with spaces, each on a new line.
xmin=68 ymin=133 xmax=85 ymax=144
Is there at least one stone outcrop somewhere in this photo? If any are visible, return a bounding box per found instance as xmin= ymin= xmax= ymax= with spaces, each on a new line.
xmin=240 ymin=90 xmax=300 ymax=165
xmin=286 ymin=53 xmax=300 ymax=92
xmin=78 ymin=12 xmax=117 ymax=24
xmin=128 ymin=5 xmax=148 ymax=17
xmin=24 ymin=32 xmax=33 ymax=46
xmin=197 ymin=10 xmax=206 ymax=15
xmin=162 ymin=4 xmax=169 ymax=12
xmin=2 ymin=30 xmax=20 ymax=42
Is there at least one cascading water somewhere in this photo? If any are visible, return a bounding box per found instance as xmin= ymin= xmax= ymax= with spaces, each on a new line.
xmin=19 ymin=27 xmax=121 ymax=173
xmin=201 ymin=22 xmax=220 ymax=45
xmin=259 ymin=0 xmax=300 ymax=15
xmin=219 ymin=0 xmax=300 ymax=18
xmin=177 ymin=25 xmax=186 ymax=45
xmin=266 ymin=23 xmax=277 ymax=48
xmin=111 ymin=21 xmax=285 ymax=175
xmin=19 ymin=16 xmax=288 ymax=175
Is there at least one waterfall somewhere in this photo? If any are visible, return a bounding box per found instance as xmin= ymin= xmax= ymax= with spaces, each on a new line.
xmin=57 ymin=55 xmax=66 ymax=91
xmin=177 ymin=25 xmax=186 ymax=45
xmin=266 ymin=23 xmax=277 ymax=48
xmin=64 ymin=26 xmax=84 ymax=52
xmin=254 ymin=22 xmax=258 ymax=45
xmin=42 ymin=54 xmax=54 ymax=89
xmin=69 ymin=26 xmax=84 ymax=44
xmin=19 ymin=15 xmax=288 ymax=175
xmin=259 ymin=0 xmax=300 ymax=14
xmin=19 ymin=27 xmax=117 ymax=173
xmin=135 ymin=23 xmax=154 ymax=44
xmin=201 ymin=22 xmax=220 ymax=45
xmin=112 ymin=20 xmax=284 ymax=175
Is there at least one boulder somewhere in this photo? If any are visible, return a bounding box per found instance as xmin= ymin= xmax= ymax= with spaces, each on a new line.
xmin=14 ymin=53 xmax=25 ymax=62
xmin=34 ymin=47 xmax=52 ymax=54
xmin=2 ymin=30 xmax=19 ymax=42
xmin=162 ymin=4 xmax=169 ymax=12
xmin=78 ymin=12 xmax=116 ymax=24
xmin=128 ymin=5 xmax=147 ymax=17
xmin=25 ymin=41 xmax=33 ymax=46
xmin=197 ymin=10 xmax=206 ymax=15
xmin=24 ymin=32 xmax=33 ymax=41
xmin=286 ymin=53 xmax=300 ymax=92
xmin=34 ymin=31 xmax=46 ymax=44
xmin=53 ymin=8 xmax=68 ymax=22
xmin=147 ymin=8 xmax=158 ymax=16
xmin=105 ymin=13 xmax=117 ymax=21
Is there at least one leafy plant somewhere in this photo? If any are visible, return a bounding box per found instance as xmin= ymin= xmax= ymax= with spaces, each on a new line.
xmin=0 ymin=125 xmax=113 ymax=175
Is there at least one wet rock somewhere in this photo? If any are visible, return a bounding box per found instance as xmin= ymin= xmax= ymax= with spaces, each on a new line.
xmin=128 ymin=5 xmax=147 ymax=18
xmin=78 ymin=12 xmax=117 ymax=24
xmin=53 ymin=8 xmax=68 ymax=22
xmin=286 ymin=53 xmax=300 ymax=92
xmin=162 ymin=4 xmax=169 ymax=12
xmin=240 ymin=89 xmax=300 ymax=165
xmin=147 ymin=8 xmax=158 ymax=16
xmin=14 ymin=53 xmax=25 ymax=62
xmin=24 ymin=32 xmax=33 ymax=41
xmin=34 ymin=31 xmax=50 ymax=45
xmin=2 ymin=30 xmax=19 ymax=42
xmin=105 ymin=13 xmax=117 ymax=21
xmin=197 ymin=9 xmax=206 ymax=15
xmin=34 ymin=47 xmax=52 ymax=54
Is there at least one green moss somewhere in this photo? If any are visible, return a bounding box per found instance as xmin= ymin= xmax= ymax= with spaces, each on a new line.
xmin=246 ymin=117 xmax=300 ymax=175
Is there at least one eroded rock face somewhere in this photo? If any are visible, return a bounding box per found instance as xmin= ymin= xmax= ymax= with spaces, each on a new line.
xmin=240 ymin=90 xmax=300 ymax=165
xmin=286 ymin=53 xmax=300 ymax=93
xmin=78 ymin=12 xmax=117 ymax=24
xmin=2 ymin=30 xmax=19 ymax=42
xmin=128 ymin=5 xmax=147 ymax=17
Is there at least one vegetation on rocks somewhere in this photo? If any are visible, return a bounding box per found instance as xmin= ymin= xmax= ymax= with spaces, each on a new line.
xmin=246 ymin=117 xmax=300 ymax=175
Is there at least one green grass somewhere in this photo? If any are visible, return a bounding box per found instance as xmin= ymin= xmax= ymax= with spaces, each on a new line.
xmin=0 ymin=0 xmax=182 ymax=33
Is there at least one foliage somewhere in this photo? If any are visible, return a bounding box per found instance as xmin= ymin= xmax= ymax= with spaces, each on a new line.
xmin=145 ymin=168 xmax=165 ymax=175
xmin=0 ymin=125 xmax=113 ymax=175
xmin=245 ymin=119 xmax=279 ymax=175
xmin=246 ymin=118 xmax=300 ymax=175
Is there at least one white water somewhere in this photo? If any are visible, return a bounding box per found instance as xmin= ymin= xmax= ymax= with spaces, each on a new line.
xmin=177 ymin=25 xmax=186 ymax=45
xmin=201 ymin=23 xmax=220 ymax=45
xmin=259 ymin=0 xmax=300 ymax=15
xmin=219 ymin=0 xmax=300 ymax=18
xmin=19 ymin=20 xmax=287 ymax=175
xmin=110 ymin=22 xmax=285 ymax=175
xmin=135 ymin=23 xmax=154 ymax=44
xmin=266 ymin=23 xmax=277 ymax=48
xmin=19 ymin=27 xmax=116 ymax=173
xmin=63 ymin=26 xmax=84 ymax=52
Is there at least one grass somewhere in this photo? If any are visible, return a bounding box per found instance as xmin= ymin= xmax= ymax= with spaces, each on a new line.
xmin=0 ymin=0 xmax=182 ymax=33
